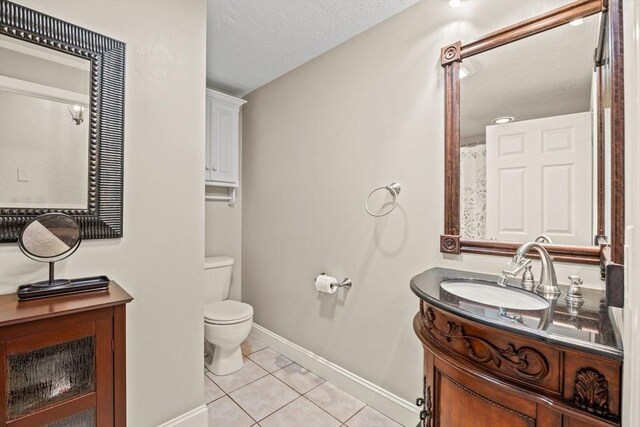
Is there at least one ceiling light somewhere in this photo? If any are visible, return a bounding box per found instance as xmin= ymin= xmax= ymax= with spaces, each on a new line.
xmin=570 ymin=18 xmax=583 ymax=26
xmin=449 ymin=0 xmax=461 ymax=8
xmin=492 ymin=116 xmax=514 ymax=124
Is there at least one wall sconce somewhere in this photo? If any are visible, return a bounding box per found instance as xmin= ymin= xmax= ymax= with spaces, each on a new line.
xmin=459 ymin=61 xmax=476 ymax=79
xmin=68 ymin=104 xmax=84 ymax=125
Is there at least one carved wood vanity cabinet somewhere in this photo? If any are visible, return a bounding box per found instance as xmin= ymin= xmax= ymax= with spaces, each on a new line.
xmin=0 ymin=283 xmax=132 ymax=426
xmin=416 ymin=0 xmax=626 ymax=424
xmin=412 ymin=269 xmax=622 ymax=427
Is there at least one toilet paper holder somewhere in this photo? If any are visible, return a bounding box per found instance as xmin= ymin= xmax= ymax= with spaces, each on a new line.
xmin=316 ymin=273 xmax=352 ymax=290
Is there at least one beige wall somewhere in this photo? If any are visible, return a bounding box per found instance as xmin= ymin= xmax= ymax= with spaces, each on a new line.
xmin=241 ymin=0 xmax=602 ymax=404
xmin=0 ymin=1 xmax=207 ymax=425
xmin=205 ymin=113 xmax=243 ymax=301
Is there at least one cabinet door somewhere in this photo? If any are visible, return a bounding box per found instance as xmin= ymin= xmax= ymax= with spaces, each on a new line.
xmin=428 ymin=355 xmax=559 ymax=427
xmin=206 ymin=98 xmax=239 ymax=184
xmin=1 ymin=319 xmax=113 ymax=426
xmin=562 ymin=415 xmax=605 ymax=427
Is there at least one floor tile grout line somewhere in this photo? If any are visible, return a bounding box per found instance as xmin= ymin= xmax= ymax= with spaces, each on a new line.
xmin=252 ymin=370 xmax=373 ymax=426
xmin=298 ymin=383 xmax=357 ymax=425
xmin=247 ymin=347 xmax=295 ymax=372
xmin=260 ymin=367 xmax=342 ymax=423
xmin=205 ymin=370 xmax=309 ymax=426
xmin=250 ymin=359 xmax=295 ymax=374
xmin=235 ymin=372 xmax=302 ymax=423
xmin=209 ymin=368 xmax=270 ymax=395
xmin=253 ymin=382 xmax=341 ymax=425
xmin=241 ymin=345 xmax=267 ymax=357
xmin=205 ymin=343 xmax=288 ymax=425
xmin=342 ymin=404 xmax=368 ymax=426
xmin=206 ymin=341 xmax=383 ymax=426
xmin=272 ymin=361 xmax=328 ymax=384
xmin=203 ymin=381 xmax=257 ymax=426
xmin=293 ymin=377 xmax=326 ymax=395
xmin=207 ymin=392 xmax=227 ymax=405
xmin=302 ymin=381 xmax=368 ymax=425
xmin=269 ymin=371 xmax=300 ymax=392
xmin=208 ymin=357 xmax=346 ymax=424
xmin=204 ymin=392 xmax=224 ymax=406
xmin=302 ymin=394 xmax=350 ymax=425
xmin=225 ymin=385 xmax=263 ymax=423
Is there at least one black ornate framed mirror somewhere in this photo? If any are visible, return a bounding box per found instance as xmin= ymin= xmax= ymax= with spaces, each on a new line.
xmin=439 ymin=0 xmax=624 ymax=271
xmin=0 ymin=0 xmax=125 ymax=242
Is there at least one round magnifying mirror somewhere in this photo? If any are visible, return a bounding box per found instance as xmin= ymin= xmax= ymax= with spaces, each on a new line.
xmin=18 ymin=213 xmax=81 ymax=287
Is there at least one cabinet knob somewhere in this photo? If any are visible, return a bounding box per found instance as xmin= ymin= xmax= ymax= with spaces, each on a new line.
xmin=205 ymin=166 xmax=210 ymax=171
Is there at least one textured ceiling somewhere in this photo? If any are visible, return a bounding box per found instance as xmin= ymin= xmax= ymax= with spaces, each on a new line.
xmin=207 ymin=0 xmax=420 ymax=96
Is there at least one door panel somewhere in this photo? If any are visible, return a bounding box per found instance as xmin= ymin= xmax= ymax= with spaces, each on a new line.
xmin=486 ymin=112 xmax=592 ymax=244
xmin=208 ymin=102 xmax=238 ymax=183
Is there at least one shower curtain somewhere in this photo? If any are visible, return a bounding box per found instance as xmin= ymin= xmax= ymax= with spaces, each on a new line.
xmin=460 ymin=144 xmax=487 ymax=240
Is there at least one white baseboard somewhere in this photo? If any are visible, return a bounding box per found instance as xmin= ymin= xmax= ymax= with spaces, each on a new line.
xmin=157 ymin=404 xmax=207 ymax=427
xmin=251 ymin=324 xmax=419 ymax=427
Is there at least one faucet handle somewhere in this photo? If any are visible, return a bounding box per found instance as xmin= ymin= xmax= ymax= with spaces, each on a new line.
xmin=565 ymin=275 xmax=584 ymax=305
xmin=568 ymin=275 xmax=583 ymax=286
xmin=498 ymin=258 xmax=532 ymax=287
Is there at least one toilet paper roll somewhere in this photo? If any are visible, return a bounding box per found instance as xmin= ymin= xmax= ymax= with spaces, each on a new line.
xmin=315 ymin=274 xmax=337 ymax=294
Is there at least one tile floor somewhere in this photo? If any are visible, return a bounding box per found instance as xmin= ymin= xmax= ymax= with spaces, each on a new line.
xmin=205 ymin=335 xmax=403 ymax=427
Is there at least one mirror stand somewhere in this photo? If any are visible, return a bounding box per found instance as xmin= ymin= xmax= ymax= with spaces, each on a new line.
xmin=29 ymin=262 xmax=71 ymax=289
xmin=17 ymin=213 xmax=109 ymax=300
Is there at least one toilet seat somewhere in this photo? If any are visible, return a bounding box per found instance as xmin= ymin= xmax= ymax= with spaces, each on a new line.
xmin=205 ymin=300 xmax=253 ymax=325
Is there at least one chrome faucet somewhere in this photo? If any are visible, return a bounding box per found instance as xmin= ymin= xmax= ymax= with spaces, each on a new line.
xmin=514 ymin=241 xmax=561 ymax=295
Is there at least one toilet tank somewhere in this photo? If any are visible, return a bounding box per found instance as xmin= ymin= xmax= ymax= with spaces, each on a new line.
xmin=204 ymin=256 xmax=234 ymax=303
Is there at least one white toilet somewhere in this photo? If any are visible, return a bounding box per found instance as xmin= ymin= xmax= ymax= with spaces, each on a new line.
xmin=204 ymin=256 xmax=253 ymax=375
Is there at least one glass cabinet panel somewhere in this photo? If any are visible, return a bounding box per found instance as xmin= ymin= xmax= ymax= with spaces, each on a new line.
xmin=6 ymin=336 xmax=96 ymax=419
xmin=46 ymin=408 xmax=96 ymax=427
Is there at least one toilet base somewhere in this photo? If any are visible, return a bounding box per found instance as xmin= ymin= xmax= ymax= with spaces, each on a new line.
xmin=205 ymin=343 xmax=243 ymax=375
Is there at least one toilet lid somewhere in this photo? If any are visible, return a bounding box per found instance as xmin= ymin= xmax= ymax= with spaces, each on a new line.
xmin=204 ymin=300 xmax=253 ymax=325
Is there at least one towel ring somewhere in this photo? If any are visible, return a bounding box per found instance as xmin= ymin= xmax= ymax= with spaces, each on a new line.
xmin=365 ymin=182 xmax=401 ymax=217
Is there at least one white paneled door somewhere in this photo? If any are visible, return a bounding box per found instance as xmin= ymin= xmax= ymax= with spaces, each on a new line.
xmin=485 ymin=112 xmax=592 ymax=245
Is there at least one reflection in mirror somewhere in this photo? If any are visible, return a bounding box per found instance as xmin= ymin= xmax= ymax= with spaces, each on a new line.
xmin=19 ymin=213 xmax=81 ymax=260
xmin=459 ymin=14 xmax=605 ymax=247
xmin=0 ymin=35 xmax=90 ymax=209
xmin=18 ymin=213 xmax=81 ymax=288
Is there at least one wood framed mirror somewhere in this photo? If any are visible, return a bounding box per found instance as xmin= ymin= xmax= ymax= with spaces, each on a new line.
xmin=439 ymin=0 xmax=624 ymax=268
xmin=0 ymin=0 xmax=125 ymax=242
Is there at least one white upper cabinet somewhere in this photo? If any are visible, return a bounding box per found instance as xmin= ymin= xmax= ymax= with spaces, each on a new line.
xmin=205 ymin=89 xmax=246 ymax=185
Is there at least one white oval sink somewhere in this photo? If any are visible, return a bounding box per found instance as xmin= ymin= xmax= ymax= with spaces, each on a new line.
xmin=441 ymin=280 xmax=549 ymax=310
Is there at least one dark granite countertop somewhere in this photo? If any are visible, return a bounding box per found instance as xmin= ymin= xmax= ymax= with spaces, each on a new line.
xmin=410 ymin=267 xmax=623 ymax=361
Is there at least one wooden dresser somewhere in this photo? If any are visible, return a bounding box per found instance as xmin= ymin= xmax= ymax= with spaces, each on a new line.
xmin=0 ymin=283 xmax=132 ymax=427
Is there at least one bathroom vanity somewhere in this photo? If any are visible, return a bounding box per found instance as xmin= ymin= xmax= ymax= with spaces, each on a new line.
xmin=412 ymin=268 xmax=622 ymax=427
xmin=0 ymin=282 xmax=132 ymax=426
xmin=415 ymin=0 xmax=627 ymax=424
